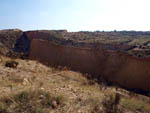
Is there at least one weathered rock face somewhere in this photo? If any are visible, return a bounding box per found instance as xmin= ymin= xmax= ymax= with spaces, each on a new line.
xmin=0 ymin=29 xmax=23 ymax=55
xmin=29 ymin=39 xmax=150 ymax=92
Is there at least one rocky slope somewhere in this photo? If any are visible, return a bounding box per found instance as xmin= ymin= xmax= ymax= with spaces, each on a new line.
xmin=0 ymin=29 xmax=23 ymax=55
xmin=0 ymin=56 xmax=150 ymax=113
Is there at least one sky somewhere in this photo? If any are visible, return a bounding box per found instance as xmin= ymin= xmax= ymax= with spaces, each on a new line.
xmin=0 ymin=0 xmax=150 ymax=31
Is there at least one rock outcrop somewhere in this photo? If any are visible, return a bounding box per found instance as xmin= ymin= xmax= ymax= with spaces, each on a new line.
xmin=29 ymin=39 xmax=150 ymax=92
xmin=0 ymin=29 xmax=23 ymax=55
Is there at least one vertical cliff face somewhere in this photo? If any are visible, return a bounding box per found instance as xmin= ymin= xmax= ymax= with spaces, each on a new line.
xmin=114 ymin=57 xmax=150 ymax=91
xmin=29 ymin=39 xmax=150 ymax=92
xmin=29 ymin=39 xmax=100 ymax=75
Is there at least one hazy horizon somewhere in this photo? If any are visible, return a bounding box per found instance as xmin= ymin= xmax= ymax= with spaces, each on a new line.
xmin=1 ymin=0 xmax=150 ymax=32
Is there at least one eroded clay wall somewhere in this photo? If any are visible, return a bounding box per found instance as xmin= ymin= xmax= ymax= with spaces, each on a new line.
xmin=29 ymin=39 xmax=150 ymax=92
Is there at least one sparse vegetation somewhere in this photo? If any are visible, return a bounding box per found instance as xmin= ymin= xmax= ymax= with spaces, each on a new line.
xmin=0 ymin=56 xmax=149 ymax=113
xmin=0 ymin=89 xmax=66 ymax=113
xmin=120 ymin=97 xmax=150 ymax=112
xmin=85 ymin=98 xmax=102 ymax=113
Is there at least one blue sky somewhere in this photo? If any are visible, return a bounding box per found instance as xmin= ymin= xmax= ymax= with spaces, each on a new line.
xmin=0 ymin=0 xmax=150 ymax=31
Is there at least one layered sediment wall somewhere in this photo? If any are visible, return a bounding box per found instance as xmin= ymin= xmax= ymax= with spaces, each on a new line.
xmin=29 ymin=39 xmax=150 ymax=92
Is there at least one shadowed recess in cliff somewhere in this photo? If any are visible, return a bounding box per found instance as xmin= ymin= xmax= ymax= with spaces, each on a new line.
xmin=13 ymin=32 xmax=30 ymax=54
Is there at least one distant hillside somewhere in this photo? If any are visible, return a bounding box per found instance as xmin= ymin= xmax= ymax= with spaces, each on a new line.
xmin=1 ymin=29 xmax=150 ymax=58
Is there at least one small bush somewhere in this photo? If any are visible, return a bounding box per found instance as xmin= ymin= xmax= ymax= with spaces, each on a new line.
xmin=5 ymin=60 xmax=19 ymax=68
xmin=90 ymin=99 xmax=102 ymax=113
xmin=88 ymin=79 xmax=98 ymax=85
xmin=101 ymin=93 xmax=120 ymax=113
xmin=81 ymin=97 xmax=102 ymax=113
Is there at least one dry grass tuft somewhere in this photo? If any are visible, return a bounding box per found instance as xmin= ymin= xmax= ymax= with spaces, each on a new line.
xmin=120 ymin=97 xmax=150 ymax=112
xmin=101 ymin=92 xmax=121 ymax=113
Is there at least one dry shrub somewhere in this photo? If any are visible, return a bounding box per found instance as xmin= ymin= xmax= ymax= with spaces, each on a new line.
xmin=101 ymin=93 xmax=120 ymax=113
xmin=80 ymin=97 xmax=102 ymax=113
xmin=5 ymin=60 xmax=19 ymax=68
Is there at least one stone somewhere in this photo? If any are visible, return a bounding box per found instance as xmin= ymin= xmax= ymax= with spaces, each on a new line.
xmin=51 ymin=100 xmax=57 ymax=108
